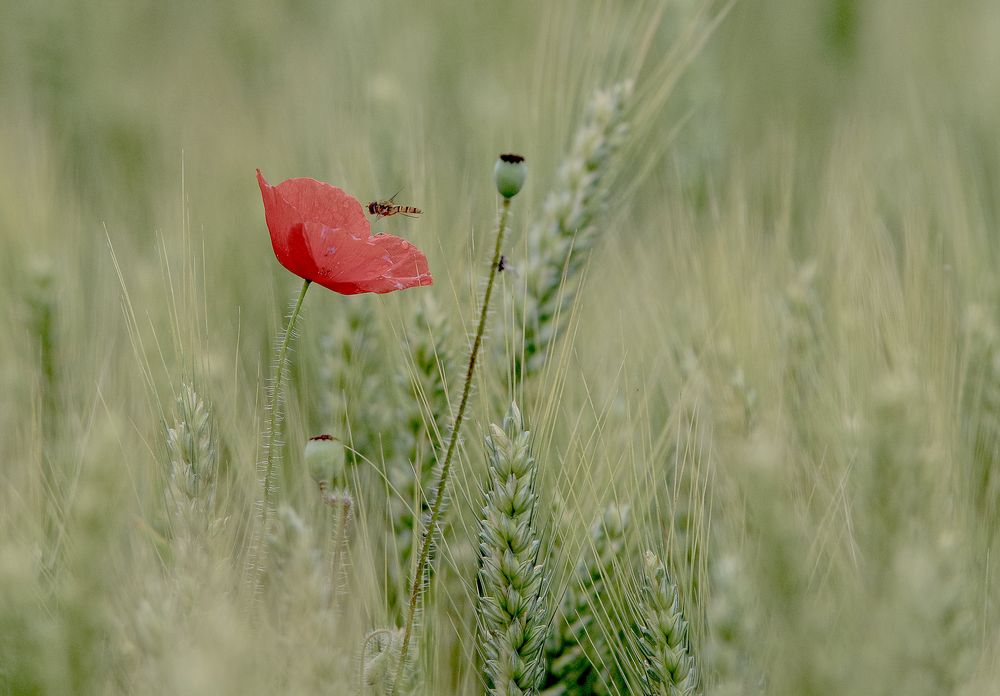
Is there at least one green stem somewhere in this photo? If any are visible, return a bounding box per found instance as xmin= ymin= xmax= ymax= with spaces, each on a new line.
xmin=260 ymin=278 xmax=311 ymax=545
xmin=391 ymin=198 xmax=512 ymax=694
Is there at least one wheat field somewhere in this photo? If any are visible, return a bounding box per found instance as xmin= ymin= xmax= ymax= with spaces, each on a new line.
xmin=2 ymin=1 xmax=999 ymax=694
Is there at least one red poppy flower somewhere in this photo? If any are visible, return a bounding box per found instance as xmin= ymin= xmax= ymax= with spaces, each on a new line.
xmin=257 ymin=170 xmax=433 ymax=295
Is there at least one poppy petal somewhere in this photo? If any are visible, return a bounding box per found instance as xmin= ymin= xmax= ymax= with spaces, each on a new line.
xmin=257 ymin=170 xmax=432 ymax=295
xmin=302 ymin=221 xmax=433 ymax=295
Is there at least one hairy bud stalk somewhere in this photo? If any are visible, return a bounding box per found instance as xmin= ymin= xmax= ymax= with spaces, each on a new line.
xmin=389 ymin=296 xmax=456 ymax=605
xmin=392 ymin=158 xmax=525 ymax=693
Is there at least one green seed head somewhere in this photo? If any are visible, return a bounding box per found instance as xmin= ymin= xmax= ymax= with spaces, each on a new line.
xmin=494 ymin=153 xmax=527 ymax=199
xmin=304 ymin=434 xmax=345 ymax=487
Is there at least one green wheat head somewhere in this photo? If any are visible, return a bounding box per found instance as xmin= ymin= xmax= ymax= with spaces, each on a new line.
xmin=515 ymin=80 xmax=633 ymax=380
xmin=477 ymin=402 xmax=550 ymax=695
xmin=165 ymin=384 xmax=219 ymax=531
xmin=635 ymin=551 xmax=698 ymax=696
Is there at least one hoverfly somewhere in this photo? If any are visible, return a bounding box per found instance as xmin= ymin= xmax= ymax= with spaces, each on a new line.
xmin=367 ymin=189 xmax=422 ymax=219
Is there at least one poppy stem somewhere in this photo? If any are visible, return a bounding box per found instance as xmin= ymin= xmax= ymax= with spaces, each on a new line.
xmin=260 ymin=278 xmax=311 ymax=563
xmin=392 ymin=198 xmax=512 ymax=693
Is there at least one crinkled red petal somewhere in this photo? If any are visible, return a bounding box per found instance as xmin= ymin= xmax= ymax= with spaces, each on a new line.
xmin=257 ymin=170 xmax=432 ymax=295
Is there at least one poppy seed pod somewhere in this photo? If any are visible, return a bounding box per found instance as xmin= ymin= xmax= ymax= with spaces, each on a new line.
xmin=494 ymin=153 xmax=527 ymax=199
xmin=305 ymin=434 xmax=345 ymax=486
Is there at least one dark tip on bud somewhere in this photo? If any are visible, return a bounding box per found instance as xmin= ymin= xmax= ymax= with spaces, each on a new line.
xmin=494 ymin=153 xmax=527 ymax=199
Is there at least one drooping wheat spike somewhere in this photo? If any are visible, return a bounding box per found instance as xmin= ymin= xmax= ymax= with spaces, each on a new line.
xmin=515 ymin=81 xmax=633 ymax=380
xmin=542 ymin=504 xmax=632 ymax=696
xmin=635 ymin=551 xmax=698 ymax=696
xmin=362 ymin=628 xmax=412 ymax=696
xmin=477 ymin=403 xmax=550 ymax=695
xmin=388 ymin=295 xmax=455 ymax=596
xmin=165 ymin=384 xmax=218 ymax=536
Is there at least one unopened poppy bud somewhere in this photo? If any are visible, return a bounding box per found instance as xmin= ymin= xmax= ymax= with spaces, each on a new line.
xmin=305 ymin=434 xmax=345 ymax=486
xmin=494 ymin=153 xmax=527 ymax=199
